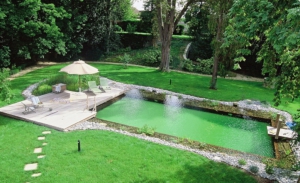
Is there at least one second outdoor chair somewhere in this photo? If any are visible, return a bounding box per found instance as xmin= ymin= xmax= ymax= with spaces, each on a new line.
xmin=88 ymin=81 xmax=103 ymax=94
xmin=99 ymin=77 xmax=111 ymax=90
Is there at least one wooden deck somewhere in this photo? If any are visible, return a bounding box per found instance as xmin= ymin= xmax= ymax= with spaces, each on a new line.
xmin=0 ymin=88 xmax=125 ymax=131
xmin=267 ymin=126 xmax=296 ymax=139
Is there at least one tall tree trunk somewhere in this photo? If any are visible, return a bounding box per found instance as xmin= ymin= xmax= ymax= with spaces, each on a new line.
xmin=159 ymin=20 xmax=173 ymax=71
xmin=157 ymin=1 xmax=175 ymax=72
xmin=106 ymin=21 xmax=111 ymax=53
xmin=210 ymin=55 xmax=219 ymax=89
xmin=106 ymin=0 xmax=111 ymax=53
xmin=210 ymin=9 xmax=223 ymax=89
xmin=160 ymin=38 xmax=171 ymax=71
xmin=155 ymin=0 xmax=196 ymax=72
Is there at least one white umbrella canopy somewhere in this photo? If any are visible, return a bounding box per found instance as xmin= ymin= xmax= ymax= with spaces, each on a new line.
xmin=59 ymin=60 xmax=99 ymax=92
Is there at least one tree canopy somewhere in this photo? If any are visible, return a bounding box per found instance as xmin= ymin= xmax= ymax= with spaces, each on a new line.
xmin=0 ymin=0 xmax=68 ymax=67
xmin=223 ymin=0 xmax=300 ymax=106
xmin=0 ymin=0 xmax=132 ymax=66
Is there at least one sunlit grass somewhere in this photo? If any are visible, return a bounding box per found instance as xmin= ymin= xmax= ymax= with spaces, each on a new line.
xmin=0 ymin=116 xmax=257 ymax=183
xmin=2 ymin=62 xmax=298 ymax=115
xmin=1 ymin=61 xmax=298 ymax=182
xmin=92 ymin=63 xmax=299 ymax=114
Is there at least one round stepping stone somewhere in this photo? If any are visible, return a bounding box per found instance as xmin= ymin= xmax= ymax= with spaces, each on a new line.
xmin=32 ymin=173 xmax=42 ymax=177
xmin=24 ymin=163 xmax=38 ymax=171
xmin=34 ymin=148 xmax=42 ymax=154
xmin=42 ymin=131 xmax=51 ymax=134
xmin=37 ymin=136 xmax=45 ymax=140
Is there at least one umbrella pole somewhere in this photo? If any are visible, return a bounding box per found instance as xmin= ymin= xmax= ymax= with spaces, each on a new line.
xmin=79 ymin=75 xmax=81 ymax=92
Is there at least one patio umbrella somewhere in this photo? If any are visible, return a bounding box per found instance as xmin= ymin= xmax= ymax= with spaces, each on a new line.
xmin=59 ymin=60 xmax=99 ymax=92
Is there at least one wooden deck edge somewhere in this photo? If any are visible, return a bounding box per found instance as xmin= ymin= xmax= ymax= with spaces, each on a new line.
xmin=0 ymin=110 xmax=96 ymax=132
xmin=63 ymin=112 xmax=96 ymax=132
xmin=0 ymin=111 xmax=66 ymax=131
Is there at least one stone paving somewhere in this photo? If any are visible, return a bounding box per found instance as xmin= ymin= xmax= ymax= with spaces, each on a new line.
xmin=23 ymin=130 xmax=51 ymax=179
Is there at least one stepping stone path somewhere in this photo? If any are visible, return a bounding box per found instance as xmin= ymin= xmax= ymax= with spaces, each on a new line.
xmin=38 ymin=136 xmax=45 ymax=140
xmin=24 ymin=130 xmax=52 ymax=180
xmin=34 ymin=148 xmax=42 ymax=154
xmin=32 ymin=173 xmax=42 ymax=177
xmin=37 ymin=155 xmax=46 ymax=159
xmin=24 ymin=163 xmax=38 ymax=171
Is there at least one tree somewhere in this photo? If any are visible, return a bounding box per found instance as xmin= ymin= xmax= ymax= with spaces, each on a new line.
xmin=224 ymin=3 xmax=300 ymax=174
xmin=184 ymin=2 xmax=213 ymax=60
xmin=207 ymin=0 xmax=233 ymax=89
xmin=154 ymin=0 xmax=198 ymax=72
xmin=140 ymin=0 xmax=159 ymax=47
xmin=223 ymin=0 xmax=300 ymax=106
xmin=0 ymin=0 xmax=68 ymax=66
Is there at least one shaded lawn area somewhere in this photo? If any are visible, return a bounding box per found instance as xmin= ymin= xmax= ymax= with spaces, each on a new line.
xmin=0 ymin=116 xmax=258 ymax=183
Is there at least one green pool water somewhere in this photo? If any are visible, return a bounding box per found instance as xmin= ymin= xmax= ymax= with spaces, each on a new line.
xmin=96 ymin=90 xmax=274 ymax=157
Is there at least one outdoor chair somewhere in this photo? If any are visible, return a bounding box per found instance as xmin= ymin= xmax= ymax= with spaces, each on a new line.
xmin=21 ymin=102 xmax=36 ymax=115
xmin=88 ymin=81 xmax=103 ymax=94
xmin=99 ymin=77 xmax=111 ymax=90
xmin=31 ymin=96 xmax=44 ymax=108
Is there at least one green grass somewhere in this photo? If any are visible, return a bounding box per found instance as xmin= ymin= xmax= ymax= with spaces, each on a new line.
xmin=1 ymin=61 xmax=299 ymax=182
xmin=2 ymin=62 xmax=298 ymax=115
xmin=0 ymin=116 xmax=257 ymax=183
xmin=91 ymin=63 xmax=299 ymax=115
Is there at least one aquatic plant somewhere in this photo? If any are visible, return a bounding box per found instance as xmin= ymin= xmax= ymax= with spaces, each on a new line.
xmin=238 ymin=159 xmax=247 ymax=166
xmin=137 ymin=125 xmax=155 ymax=136
xmin=199 ymin=142 xmax=207 ymax=149
xmin=249 ymin=165 xmax=259 ymax=173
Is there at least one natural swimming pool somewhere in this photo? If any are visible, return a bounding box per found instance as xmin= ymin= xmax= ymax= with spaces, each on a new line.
xmin=96 ymin=89 xmax=274 ymax=157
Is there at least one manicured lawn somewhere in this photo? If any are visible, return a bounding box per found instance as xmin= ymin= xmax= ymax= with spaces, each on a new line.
xmin=92 ymin=63 xmax=299 ymax=115
xmin=1 ymin=62 xmax=298 ymax=182
xmin=2 ymin=63 xmax=298 ymax=114
xmin=0 ymin=116 xmax=257 ymax=183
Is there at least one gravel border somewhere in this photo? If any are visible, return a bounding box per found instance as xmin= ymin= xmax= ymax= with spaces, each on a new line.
xmin=22 ymin=79 xmax=300 ymax=183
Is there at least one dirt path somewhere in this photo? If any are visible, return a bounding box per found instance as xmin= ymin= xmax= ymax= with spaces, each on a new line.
xmin=8 ymin=62 xmax=58 ymax=80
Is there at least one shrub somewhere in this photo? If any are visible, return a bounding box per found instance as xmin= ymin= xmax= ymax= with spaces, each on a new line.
xmin=249 ymin=166 xmax=259 ymax=173
xmin=291 ymin=161 xmax=300 ymax=171
xmin=118 ymin=53 xmax=132 ymax=68
xmin=265 ymin=164 xmax=274 ymax=174
xmin=263 ymin=159 xmax=275 ymax=174
xmin=10 ymin=68 xmax=20 ymax=75
xmin=194 ymin=58 xmax=213 ymax=74
xmin=33 ymin=84 xmax=52 ymax=96
xmin=0 ymin=68 xmax=14 ymax=103
xmin=126 ymin=23 xmax=136 ymax=34
xmin=238 ymin=159 xmax=247 ymax=166
xmin=137 ymin=125 xmax=155 ymax=136
xmin=114 ymin=25 xmax=123 ymax=32
xmin=9 ymin=64 xmax=20 ymax=75
xmin=183 ymin=59 xmax=194 ymax=72
xmin=199 ymin=142 xmax=206 ymax=149
xmin=142 ymin=49 xmax=161 ymax=66
xmin=32 ymin=73 xmax=100 ymax=94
